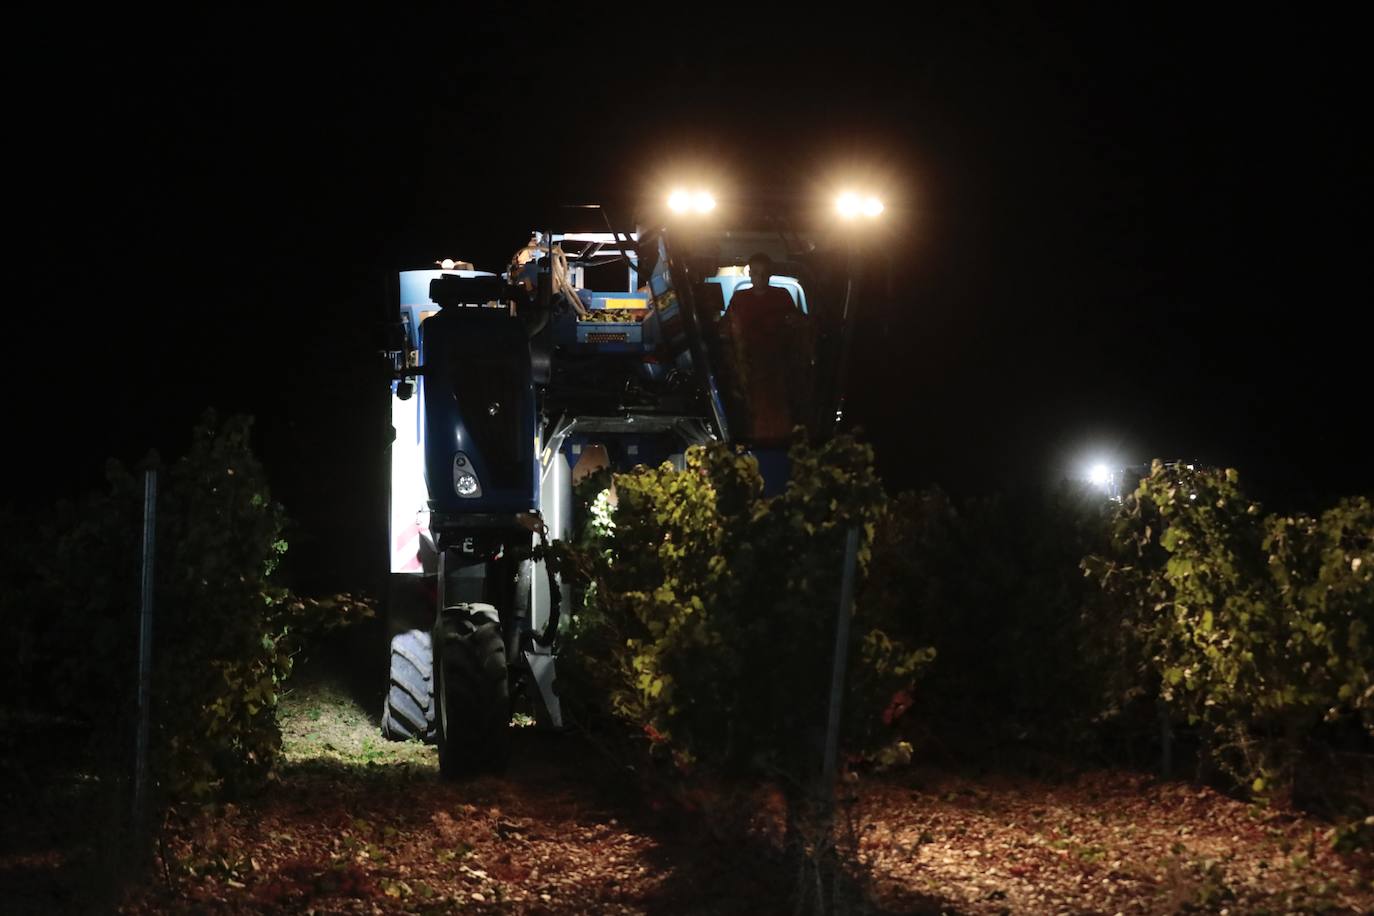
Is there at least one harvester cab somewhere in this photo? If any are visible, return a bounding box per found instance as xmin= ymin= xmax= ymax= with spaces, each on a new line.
xmin=381 ymin=206 xmax=866 ymax=777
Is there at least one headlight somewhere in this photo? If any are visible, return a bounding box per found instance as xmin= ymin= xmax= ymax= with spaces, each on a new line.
xmin=836 ymin=191 xmax=884 ymax=220
xmin=453 ymin=452 xmax=482 ymax=498
xmin=667 ymin=188 xmax=716 ymax=214
xmin=836 ymin=192 xmax=862 ymax=219
xmin=668 ymin=190 xmax=692 ymax=213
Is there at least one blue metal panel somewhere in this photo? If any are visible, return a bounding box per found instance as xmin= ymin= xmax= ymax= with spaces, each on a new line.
xmin=421 ymin=305 xmax=537 ymax=517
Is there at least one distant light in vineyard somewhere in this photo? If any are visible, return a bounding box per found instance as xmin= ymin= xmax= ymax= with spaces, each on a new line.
xmin=1080 ymin=459 xmax=1123 ymax=499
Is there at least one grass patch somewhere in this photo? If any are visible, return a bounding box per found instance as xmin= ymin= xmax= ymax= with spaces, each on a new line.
xmin=278 ymin=679 xmax=435 ymax=771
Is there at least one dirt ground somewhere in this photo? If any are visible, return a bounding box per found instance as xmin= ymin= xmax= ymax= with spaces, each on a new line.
xmin=120 ymin=676 xmax=788 ymax=915
xmin=857 ymin=769 xmax=1372 ymax=914
xmin=6 ymin=673 xmax=1371 ymax=915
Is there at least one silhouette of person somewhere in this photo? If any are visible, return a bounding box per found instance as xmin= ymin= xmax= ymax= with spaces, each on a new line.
xmin=721 ymin=252 xmax=804 ymax=444
xmin=727 ymin=252 xmax=797 ymax=338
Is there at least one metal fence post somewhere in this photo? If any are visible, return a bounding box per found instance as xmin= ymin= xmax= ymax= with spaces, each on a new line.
xmin=822 ymin=526 xmax=861 ymax=792
xmin=133 ymin=466 xmax=157 ymax=834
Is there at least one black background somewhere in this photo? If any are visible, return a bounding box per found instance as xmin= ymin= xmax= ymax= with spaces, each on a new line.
xmin=9 ymin=8 xmax=1368 ymax=589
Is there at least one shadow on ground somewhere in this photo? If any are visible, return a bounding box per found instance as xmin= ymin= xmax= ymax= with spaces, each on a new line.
xmin=0 ymin=715 xmax=136 ymax=915
xmin=118 ymin=638 xmax=944 ymax=915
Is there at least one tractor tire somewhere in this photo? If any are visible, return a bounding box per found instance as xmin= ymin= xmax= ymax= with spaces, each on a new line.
xmin=435 ymin=604 xmax=510 ymax=779
xmin=381 ymin=629 xmax=435 ymax=742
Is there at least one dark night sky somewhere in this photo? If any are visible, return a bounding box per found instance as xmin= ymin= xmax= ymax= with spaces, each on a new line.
xmin=9 ymin=8 xmax=1369 ymax=584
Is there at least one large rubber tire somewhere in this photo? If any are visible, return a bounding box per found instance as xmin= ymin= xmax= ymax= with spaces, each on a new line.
xmin=381 ymin=629 xmax=435 ymax=742
xmin=435 ymin=605 xmax=510 ymax=779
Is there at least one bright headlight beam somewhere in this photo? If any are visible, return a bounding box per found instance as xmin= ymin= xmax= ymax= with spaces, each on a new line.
xmin=668 ymin=189 xmax=692 ymax=212
xmin=693 ymin=191 xmax=716 ymax=213
xmin=862 ymin=196 xmax=884 ymax=217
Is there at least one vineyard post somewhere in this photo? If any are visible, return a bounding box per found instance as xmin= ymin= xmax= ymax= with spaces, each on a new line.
xmin=822 ymin=525 xmax=861 ymax=793
xmin=133 ymin=464 xmax=157 ymax=837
